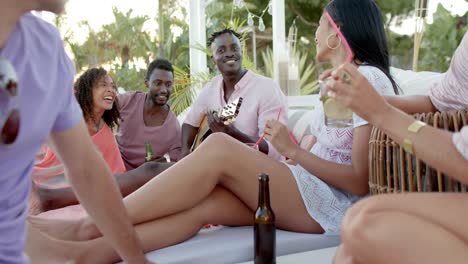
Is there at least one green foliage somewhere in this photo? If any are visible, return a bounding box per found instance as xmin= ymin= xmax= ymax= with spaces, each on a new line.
xmin=57 ymin=0 xmax=463 ymax=116
xmin=375 ymin=0 xmax=413 ymax=26
xmin=169 ymin=66 xmax=210 ymax=115
xmin=102 ymin=8 xmax=150 ymax=64
xmin=241 ymin=43 xmax=260 ymax=74
xmin=297 ymin=54 xmax=319 ymax=95
xmin=418 ymin=4 xmax=467 ymax=72
xmin=259 ymin=47 xmax=274 ymax=78
xmin=387 ymin=31 xmax=414 ymax=69
xmin=111 ymin=64 xmax=146 ymax=92
xmin=62 ymin=3 xmax=190 ymax=91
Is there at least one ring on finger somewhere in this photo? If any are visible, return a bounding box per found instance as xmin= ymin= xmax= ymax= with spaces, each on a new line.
xmin=342 ymin=72 xmax=351 ymax=84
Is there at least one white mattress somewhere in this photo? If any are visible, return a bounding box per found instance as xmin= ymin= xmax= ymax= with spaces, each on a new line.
xmin=238 ymin=246 xmax=339 ymax=264
xmin=119 ymin=226 xmax=341 ymax=264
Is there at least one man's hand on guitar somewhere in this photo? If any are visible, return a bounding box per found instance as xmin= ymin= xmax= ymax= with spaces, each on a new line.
xmin=206 ymin=110 xmax=233 ymax=134
xmin=191 ymin=98 xmax=243 ymax=152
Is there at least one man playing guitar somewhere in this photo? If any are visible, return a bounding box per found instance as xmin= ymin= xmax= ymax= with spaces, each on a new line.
xmin=181 ymin=29 xmax=287 ymax=159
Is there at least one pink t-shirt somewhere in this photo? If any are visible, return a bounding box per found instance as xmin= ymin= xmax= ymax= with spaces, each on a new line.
xmin=453 ymin=126 xmax=468 ymax=160
xmin=116 ymin=92 xmax=182 ymax=170
xmin=184 ymin=70 xmax=287 ymax=160
xmin=429 ymin=32 xmax=468 ymax=111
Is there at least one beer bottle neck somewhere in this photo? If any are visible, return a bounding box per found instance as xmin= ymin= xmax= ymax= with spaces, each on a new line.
xmin=146 ymin=142 xmax=152 ymax=154
xmin=258 ymin=180 xmax=270 ymax=208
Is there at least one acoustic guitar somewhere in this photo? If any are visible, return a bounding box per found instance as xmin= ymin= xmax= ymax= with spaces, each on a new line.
xmin=191 ymin=97 xmax=243 ymax=151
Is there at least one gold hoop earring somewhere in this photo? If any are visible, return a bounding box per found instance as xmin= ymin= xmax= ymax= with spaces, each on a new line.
xmin=326 ymin=33 xmax=341 ymax=50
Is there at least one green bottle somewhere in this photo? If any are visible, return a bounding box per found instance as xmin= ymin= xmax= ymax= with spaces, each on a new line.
xmin=145 ymin=141 xmax=153 ymax=162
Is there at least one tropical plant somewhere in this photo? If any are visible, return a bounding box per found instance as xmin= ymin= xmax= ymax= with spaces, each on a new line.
xmin=418 ymin=4 xmax=467 ymax=72
xmin=170 ymin=67 xmax=213 ymax=115
xmin=54 ymin=0 xmax=462 ymax=116
xmin=111 ymin=63 xmax=146 ymax=92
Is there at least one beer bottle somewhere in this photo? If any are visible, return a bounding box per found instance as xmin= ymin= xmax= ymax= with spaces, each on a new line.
xmin=145 ymin=141 xmax=153 ymax=162
xmin=254 ymin=173 xmax=276 ymax=264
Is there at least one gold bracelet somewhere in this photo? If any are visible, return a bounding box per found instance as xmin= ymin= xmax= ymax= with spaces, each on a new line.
xmin=402 ymin=120 xmax=427 ymax=154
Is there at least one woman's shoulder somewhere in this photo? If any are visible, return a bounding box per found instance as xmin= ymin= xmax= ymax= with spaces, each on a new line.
xmin=357 ymin=65 xmax=387 ymax=81
xmin=358 ymin=65 xmax=395 ymax=96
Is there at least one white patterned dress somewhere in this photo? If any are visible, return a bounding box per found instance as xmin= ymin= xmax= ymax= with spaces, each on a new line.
xmin=286 ymin=66 xmax=396 ymax=234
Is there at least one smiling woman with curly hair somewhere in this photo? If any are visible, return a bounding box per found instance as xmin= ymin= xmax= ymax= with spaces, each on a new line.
xmin=74 ymin=67 xmax=121 ymax=133
xmin=29 ymin=67 xmax=173 ymax=219
xmin=32 ymin=68 xmax=126 ymax=193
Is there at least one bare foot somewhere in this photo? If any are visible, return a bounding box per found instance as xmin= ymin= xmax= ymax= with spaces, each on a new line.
xmin=28 ymin=216 xmax=101 ymax=241
xmin=25 ymin=225 xmax=84 ymax=264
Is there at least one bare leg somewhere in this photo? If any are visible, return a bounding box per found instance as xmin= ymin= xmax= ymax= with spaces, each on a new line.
xmin=114 ymin=161 xmax=174 ymax=197
xmin=32 ymin=133 xmax=323 ymax=241
xmin=27 ymin=187 xmax=251 ymax=263
xmin=340 ymin=193 xmax=468 ymax=264
xmin=122 ymin=133 xmax=321 ymax=231
xmin=74 ymin=187 xmax=254 ymax=263
xmin=333 ymin=244 xmax=360 ymax=264
xmin=32 ymin=161 xmax=173 ymax=211
xmin=24 ymin=225 xmax=88 ymax=264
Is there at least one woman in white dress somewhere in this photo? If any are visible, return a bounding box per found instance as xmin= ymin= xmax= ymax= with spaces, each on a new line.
xmin=326 ymin=46 xmax=468 ymax=263
xmin=28 ymin=0 xmax=400 ymax=263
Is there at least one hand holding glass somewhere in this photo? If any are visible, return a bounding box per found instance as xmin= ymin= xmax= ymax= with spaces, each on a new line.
xmin=320 ymin=78 xmax=353 ymax=128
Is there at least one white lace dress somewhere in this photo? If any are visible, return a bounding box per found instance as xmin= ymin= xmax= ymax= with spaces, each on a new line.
xmin=286 ymin=66 xmax=396 ymax=234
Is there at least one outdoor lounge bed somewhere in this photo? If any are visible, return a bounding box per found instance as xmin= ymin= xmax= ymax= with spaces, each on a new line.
xmin=121 ymin=68 xmax=443 ymax=263
xmin=119 ymin=226 xmax=340 ymax=263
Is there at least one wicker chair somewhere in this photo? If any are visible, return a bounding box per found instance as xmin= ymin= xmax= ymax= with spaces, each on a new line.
xmin=368 ymin=110 xmax=468 ymax=195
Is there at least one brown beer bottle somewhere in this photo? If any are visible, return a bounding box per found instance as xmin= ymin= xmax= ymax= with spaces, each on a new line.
xmin=254 ymin=173 xmax=276 ymax=264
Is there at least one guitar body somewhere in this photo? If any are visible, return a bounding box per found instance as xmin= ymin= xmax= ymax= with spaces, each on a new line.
xmin=190 ymin=97 xmax=243 ymax=152
xmin=191 ymin=115 xmax=210 ymax=151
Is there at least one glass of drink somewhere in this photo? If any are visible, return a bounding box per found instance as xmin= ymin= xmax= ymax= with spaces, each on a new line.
xmin=319 ymin=78 xmax=353 ymax=128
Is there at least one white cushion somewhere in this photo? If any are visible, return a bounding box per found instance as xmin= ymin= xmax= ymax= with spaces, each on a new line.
xmin=287 ymin=95 xmax=320 ymax=109
xmin=286 ymin=95 xmax=320 ymax=143
xmin=238 ymin=246 xmax=338 ymax=264
xmin=119 ymin=226 xmax=341 ymax=264
xmin=390 ymin=67 xmax=445 ymax=96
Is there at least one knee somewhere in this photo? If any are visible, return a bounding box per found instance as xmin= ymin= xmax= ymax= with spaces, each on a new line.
xmin=198 ymin=133 xmax=234 ymax=158
xmin=203 ymin=132 xmax=231 ymax=146
xmin=333 ymin=244 xmax=356 ymax=264
xmin=341 ymin=198 xmax=381 ymax=246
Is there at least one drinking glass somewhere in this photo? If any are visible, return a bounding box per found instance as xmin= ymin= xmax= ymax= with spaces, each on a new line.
xmin=319 ymin=77 xmax=353 ymax=128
